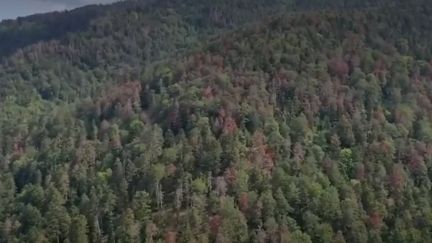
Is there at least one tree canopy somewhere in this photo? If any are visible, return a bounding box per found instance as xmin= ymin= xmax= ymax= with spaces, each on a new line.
xmin=0 ymin=0 xmax=432 ymax=242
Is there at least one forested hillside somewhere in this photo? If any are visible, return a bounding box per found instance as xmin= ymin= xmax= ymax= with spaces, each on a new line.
xmin=1 ymin=0 xmax=432 ymax=242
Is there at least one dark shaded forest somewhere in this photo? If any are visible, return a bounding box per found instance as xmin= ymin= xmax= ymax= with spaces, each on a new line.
xmin=0 ymin=0 xmax=432 ymax=242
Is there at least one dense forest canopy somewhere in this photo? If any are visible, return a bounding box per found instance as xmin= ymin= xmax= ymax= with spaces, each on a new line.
xmin=1 ymin=0 xmax=432 ymax=242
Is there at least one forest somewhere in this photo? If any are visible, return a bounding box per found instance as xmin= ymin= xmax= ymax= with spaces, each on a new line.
xmin=0 ymin=0 xmax=432 ymax=242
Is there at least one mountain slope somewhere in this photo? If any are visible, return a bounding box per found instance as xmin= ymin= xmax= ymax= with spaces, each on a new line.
xmin=0 ymin=0 xmax=298 ymax=102
xmin=0 ymin=0 xmax=418 ymax=101
xmin=1 ymin=0 xmax=432 ymax=242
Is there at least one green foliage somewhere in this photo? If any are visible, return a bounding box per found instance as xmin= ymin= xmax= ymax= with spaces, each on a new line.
xmin=0 ymin=0 xmax=432 ymax=242
xmin=218 ymin=198 xmax=249 ymax=242
xmin=340 ymin=148 xmax=354 ymax=178
xmin=70 ymin=215 xmax=89 ymax=243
